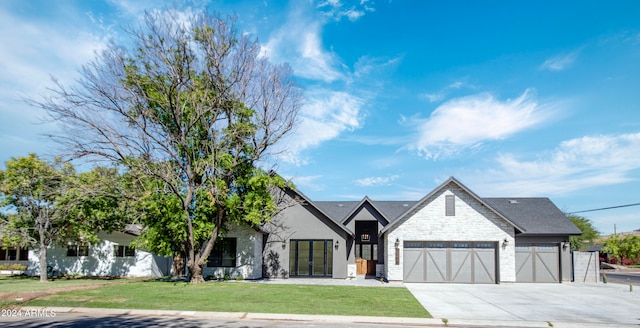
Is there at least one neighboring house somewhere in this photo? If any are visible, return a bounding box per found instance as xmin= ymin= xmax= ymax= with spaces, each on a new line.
xmin=25 ymin=225 xmax=172 ymax=277
xmin=21 ymin=176 xmax=582 ymax=283
xmin=0 ymin=245 xmax=29 ymax=268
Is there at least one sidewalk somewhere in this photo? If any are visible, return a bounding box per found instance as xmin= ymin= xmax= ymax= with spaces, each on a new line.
xmin=15 ymin=306 xmax=639 ymax=328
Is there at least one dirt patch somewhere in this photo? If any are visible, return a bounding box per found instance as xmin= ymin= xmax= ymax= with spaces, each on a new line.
xmin=0 ymin=281 xmax=123 ymax=304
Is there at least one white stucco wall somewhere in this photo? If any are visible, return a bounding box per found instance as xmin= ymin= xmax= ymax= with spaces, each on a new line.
xmin=385 ymin=183 xmax=516 ymax=282
xmin=202 ymin=225 xmax=263 ymax=280
xmin=27 ymin=231 xmax=172 ymax=277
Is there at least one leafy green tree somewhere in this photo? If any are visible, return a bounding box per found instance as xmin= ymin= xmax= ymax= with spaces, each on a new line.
xmin=32 ymin=10 xmax=300 ymax=283
xmin=568 ymin=214 xmax=601 ymax=251
xmin=603 ymin=234 xmax=640 ymax=263
xmin=0 ymin=154 xmax=127 ymax=282
xmin=0 ymin=154 xmax=75 ymax=282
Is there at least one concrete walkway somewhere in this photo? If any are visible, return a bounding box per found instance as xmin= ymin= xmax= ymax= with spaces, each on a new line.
xmin=244 ymin=275 xmax=405 ymax=287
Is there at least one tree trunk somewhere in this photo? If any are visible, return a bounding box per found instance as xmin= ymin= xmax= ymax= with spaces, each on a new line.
xmin=39 ymin=243 xmax=48 ymax=282
xmin=173 ymin=253 xmax=186 ymax=277
xmin=188 ymin=261 xmax=205 ymax=283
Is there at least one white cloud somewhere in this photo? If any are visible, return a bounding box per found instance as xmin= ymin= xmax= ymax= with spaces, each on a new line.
xmin=277 ymin=90 xmax=364 ymax=165
xmin=0 ymin=4 xmax=111 ymax=163
xmin=475 ymin=132 xmax=640 ymax=196
xmin=316 ymin=0 xmax=374 ymax=21
xmin=289 ymin=175 xmax=326 ymax=191
xmin=406 ymin=89 xmax=555 ymax=159
xmin=540 ymin=50 xmax=579 ymax=71
xmin=263 ymin=2 xmax=392 ymax=165
xmin=420 ymin=81 xmax=467 ymax=103
xmin=261 ymin=4 xmax=345 ymax=82
xmin=0 ymin=8 xmax=109 ymax=99
xmin=354 ymin=175 xmax=399 ymax=187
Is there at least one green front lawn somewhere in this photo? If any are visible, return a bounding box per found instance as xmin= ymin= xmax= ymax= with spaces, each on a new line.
xmin=24 ymin=281 xmax=431 ymax=318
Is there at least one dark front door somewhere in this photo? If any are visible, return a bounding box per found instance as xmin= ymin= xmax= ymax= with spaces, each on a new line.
xmin=289 ymin=240 xmax=333 ymax=277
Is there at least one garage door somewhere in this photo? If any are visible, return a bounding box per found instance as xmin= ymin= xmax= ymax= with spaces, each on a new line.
xmin=404 ymin=241 xmax=496 ymax=283
xmin=515 ymin=245 xmax=559 ymax=283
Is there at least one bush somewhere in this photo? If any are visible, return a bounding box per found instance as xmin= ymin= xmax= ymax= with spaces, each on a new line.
xmin=0 ymin=263 xmax=27 ymax=271
xmin=605 ymin=257 xmax=640 ymax=266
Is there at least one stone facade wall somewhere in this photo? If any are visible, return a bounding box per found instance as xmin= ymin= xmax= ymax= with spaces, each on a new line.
xmin=385 ymin=182 xmax=516 ymax=282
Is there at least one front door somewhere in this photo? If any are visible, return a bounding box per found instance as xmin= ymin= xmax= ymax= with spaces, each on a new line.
xmin=355 ymin=243 xmax=377 ymax=275
xmin=289 ymin=240 xmax=333 ymax=277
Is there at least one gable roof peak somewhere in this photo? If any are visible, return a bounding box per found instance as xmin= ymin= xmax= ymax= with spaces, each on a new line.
xmin=380 ymin=176 xmax=525 ymax=234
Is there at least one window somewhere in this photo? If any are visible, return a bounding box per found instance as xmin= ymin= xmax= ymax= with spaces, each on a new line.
xmin=0 ymin=247 xmax=29 ymax=261
xmin=445 ymin=195 xmax=455 ymax=216
xmin=67 ymin=245 xmax=89 ymax=257
xmin=113 ymin=245 xmax=135 ymax=257
xmin=19 ymin=248 xmax=29 ymax=260
xmin=207 ymin=238 xmax=237 ymax=267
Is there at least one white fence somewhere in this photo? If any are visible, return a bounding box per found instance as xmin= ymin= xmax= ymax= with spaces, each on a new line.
xmin=573 ymin=251 xmax=600 ymax=283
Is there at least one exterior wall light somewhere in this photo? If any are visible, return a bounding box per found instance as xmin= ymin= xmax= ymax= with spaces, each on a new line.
xmin=562 ymin=241 xmax=570 ymax=250
xmin=281 ymin=241 xmax=286 ymax=249
xmin=395 ymin=238 xmax=400 ymax=248
xmin=502 ymin=238 xmax=509 ymax=248
xmin=335 ymin=240 xmax=339 ymax=249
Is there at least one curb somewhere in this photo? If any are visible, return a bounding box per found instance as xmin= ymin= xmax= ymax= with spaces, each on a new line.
xmin=16 ymin=306 xmax=640 ymax=328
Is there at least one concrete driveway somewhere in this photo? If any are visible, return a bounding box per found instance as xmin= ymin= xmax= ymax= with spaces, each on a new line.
xmin=406 ymin=282 xmax=640 ymax=326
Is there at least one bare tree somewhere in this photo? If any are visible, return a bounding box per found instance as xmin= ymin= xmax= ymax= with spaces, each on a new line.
xmin=30 ymin=10 xmax=300 ymax=283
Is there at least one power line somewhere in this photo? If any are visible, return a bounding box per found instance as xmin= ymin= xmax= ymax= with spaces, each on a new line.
xmin=567 ymin=202 xmax=640 ymax=214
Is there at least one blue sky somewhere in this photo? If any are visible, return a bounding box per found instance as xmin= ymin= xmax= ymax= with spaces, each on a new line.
xmin=1 ymin=0 xmax=639 ymax=235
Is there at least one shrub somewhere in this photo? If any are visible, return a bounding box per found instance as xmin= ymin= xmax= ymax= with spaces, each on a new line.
xmin=0 ymin=264 xmax=27 ymax=271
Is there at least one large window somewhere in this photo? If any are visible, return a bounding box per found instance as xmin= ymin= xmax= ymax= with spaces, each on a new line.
xmin=0 ymin=247 xmax=29 ymax=261
xmin=113 ymin=245 xmax=135 ymax=257
xmin=67 ymin=245 xmax=89 ymax=257
xmin=207 ymin=238 xmax=237 ymax=267
xmin=289 ymin=240 xmax=333 ymax=277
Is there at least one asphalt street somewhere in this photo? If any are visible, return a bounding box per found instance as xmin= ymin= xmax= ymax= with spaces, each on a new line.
xmin=0 ymin=313 xmax=456 ymax=328
xmin=604 ymin=272 xmax=640 ymax=286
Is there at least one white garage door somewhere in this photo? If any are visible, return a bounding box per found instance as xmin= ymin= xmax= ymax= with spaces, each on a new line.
xmin=403 ymin=241 xmax=497 ymax=283
xmin=515 ymin=245 xmax=559 ymax=283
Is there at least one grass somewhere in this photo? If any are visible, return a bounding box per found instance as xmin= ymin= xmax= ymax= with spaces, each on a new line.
xmin=23 ymin=280 xmax=431 ymax=318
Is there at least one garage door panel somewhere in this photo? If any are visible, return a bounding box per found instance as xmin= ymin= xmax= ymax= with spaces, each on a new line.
xmin=404 ymin=241 xmax=496 ymax=284
xmin=403 ymin=249 xmax=424 ymax=282
xmin=450 ymin=249 xmax=472 ymax=283
xmin=473 ymin=249 xmax=496 ymax=283
xmin=425 ymin=249 xmax=447 ymax=282
xmin=534 ymin=249 xmax=559 ymax=282
xmin=516 ymin=245 xmax=559 ymax=283
xmin=516 ymin=247 xmax=534 ymax=282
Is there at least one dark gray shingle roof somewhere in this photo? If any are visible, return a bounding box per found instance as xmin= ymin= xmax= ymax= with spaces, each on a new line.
xmin=314 ymin=201 xmax=359 ymax=223
xmin=483 ymin=198 xmax=582 ymax=235
xmin=315 ymin=200 xmax=418 ymax=224
xmin=310 ymin=195 xmax=580 ymax=236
